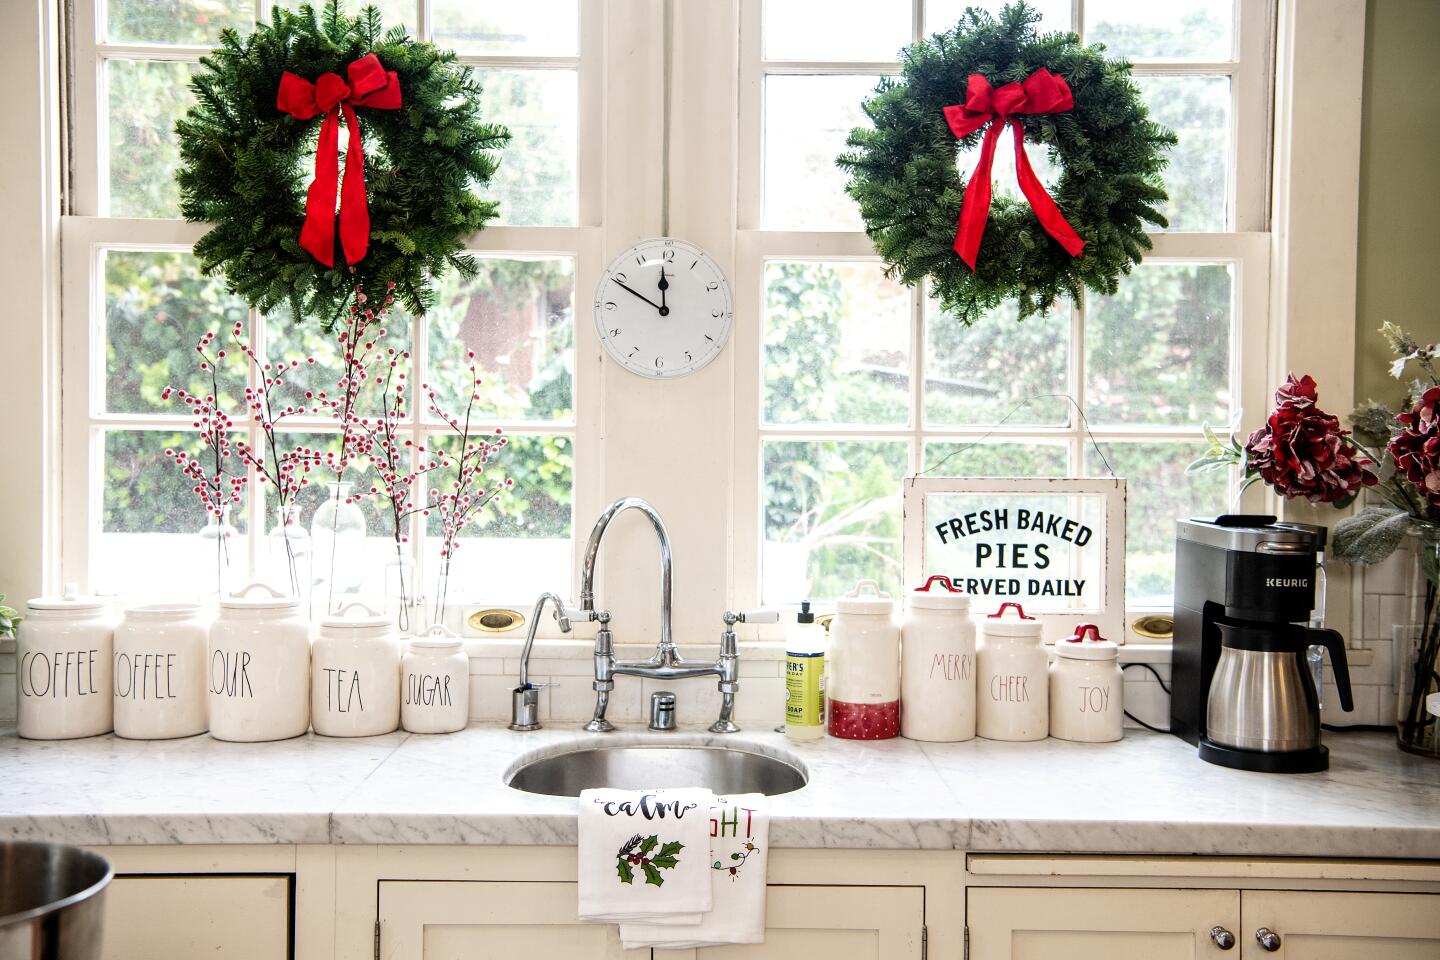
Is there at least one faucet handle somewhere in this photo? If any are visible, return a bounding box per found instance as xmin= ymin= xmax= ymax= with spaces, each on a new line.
xmin=563 ymin=605 xmax=598 ymax=624
xmin=724 ymin=609 xmax=780 ymax=626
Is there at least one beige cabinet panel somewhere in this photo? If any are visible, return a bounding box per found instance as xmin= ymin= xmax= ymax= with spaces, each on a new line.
xmin=669 ymin=885 xmax=924 ymax=959
xmin=378 ymin=880 xmax=631 ymax=959
xmin=968 ymin=887 xmax=1240 ymax=960
xmin=1240 ymin=891 xmax=1440 ymax=959
xmin=101 ymin=875 xmax=290 ymax=960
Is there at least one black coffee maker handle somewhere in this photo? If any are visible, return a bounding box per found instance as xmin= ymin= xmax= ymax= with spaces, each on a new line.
xmin=1304 ymin=627 xmax=1354 ymax=712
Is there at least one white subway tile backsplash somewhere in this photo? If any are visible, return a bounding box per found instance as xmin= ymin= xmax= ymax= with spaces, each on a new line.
xmin=1322 ymin=680 xmax=1380 ymax=726
xmin=0 ymin=677 xmax=14 ymax=724
xmin=1363 ymin=594 xmax=1382 ymax=641
xmin=1365 ymin=548 xmax=1413 ymax=595
xmin=734 ymin=678 xmax=785 ymax=724
xmin=469 ymin=674 xmax=531 ymax=723
xmin=0 ymin=652 xmax=14 ymax=675
xmin=1379 ymin=595 xmax=1413 ymax=635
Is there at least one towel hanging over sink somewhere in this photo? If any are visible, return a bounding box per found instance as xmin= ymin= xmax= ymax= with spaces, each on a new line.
xmin=619 ymin=793 xmax=770 ymax=949
xmin=577 ymin=787 xmax=715 ymax=924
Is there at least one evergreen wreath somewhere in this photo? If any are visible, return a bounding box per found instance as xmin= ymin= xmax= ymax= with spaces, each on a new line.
xmin=176 ymin=1 xmax=509 ymax=329
xmin=837 ymin=3 xmax=1176 ymax=326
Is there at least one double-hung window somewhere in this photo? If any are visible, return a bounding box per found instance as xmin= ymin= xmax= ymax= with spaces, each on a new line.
xmin=62 ymin=0 xmax=598 ymax=605
xmin=734 ymin=0 xmax=1275 ymax=634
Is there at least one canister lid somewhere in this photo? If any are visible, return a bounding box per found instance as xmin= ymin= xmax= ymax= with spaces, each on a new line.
xmin=980 ymin=601 xmax=1042 ymax=637
xmin=220 ymin=582 xmax=301 ymax=611
xmin=320 ymin=602 xmax=390 ymax=629
xmin=907 ymin=575 xmax=971 ymax=611
xmin=836 ymin=579 xmax=894 ymax=615
xmin=409 ymin=625 xmax=464 ymax=650
xmin=27 ymin=583 xmax=107 ymax=613
xmin=1054 ymin=622 xmax=1118 ymax=659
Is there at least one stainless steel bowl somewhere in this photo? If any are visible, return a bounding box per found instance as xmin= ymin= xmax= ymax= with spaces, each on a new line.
xmin=507 ymin=744 xmax=808 ymax=798
xmin=0 ymin=842 xmax=113 ymax=960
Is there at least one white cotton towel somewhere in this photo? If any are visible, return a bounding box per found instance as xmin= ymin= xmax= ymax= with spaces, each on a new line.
xmin=619 ymin=793 xmax=770 ymax=949
xmin=578 ymin=788 xmax=715 ymax=924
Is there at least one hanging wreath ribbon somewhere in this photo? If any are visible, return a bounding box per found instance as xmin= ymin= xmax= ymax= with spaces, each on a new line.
xmin=942 ymin=68 xmax=1086 ymax=270
xmin=276 ymin=52 xmax=402 ymax=268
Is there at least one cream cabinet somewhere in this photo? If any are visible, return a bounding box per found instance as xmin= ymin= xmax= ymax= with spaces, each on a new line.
xmin=378 ymin=880 xmax=925 ymax=960
xmin=101 ymin=874 xmax=291 ymax=960
xmin=967 ymin=887 xmax=1440 ymax=960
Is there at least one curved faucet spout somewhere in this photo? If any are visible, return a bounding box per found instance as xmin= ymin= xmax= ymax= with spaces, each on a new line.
xmin=580 ymin=497 xmax=674 ymax=650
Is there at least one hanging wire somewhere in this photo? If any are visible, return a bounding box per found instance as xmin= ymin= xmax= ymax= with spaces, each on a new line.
xmin=921 ymin=393 xmax=1118 ymax=478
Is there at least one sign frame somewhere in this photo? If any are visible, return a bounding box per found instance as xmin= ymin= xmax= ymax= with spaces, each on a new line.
xmin=902 ymin=476 xmax=1127 ymax=644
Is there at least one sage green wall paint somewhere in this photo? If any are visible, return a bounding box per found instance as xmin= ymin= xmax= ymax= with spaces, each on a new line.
xmin=1355 ymin=0 xmax=1440 ymax=408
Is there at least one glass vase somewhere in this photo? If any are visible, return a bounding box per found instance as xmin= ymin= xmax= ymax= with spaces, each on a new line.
xmin=196 ymin=506 xmax=239 ymax=598
xmin=311 ymin=481 xmax=367 ymax=616
xmin=384 ymin=546 xmax=424 ymax=636
xmin=266 ymin=505 xmax=311 ymax=600
xmin=1396 ymin=535 xmax=1440 ymax=758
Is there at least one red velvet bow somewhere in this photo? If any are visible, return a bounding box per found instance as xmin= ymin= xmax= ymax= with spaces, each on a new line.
xmin=942 ymin=68 xmax=1085 ymax=271
xmin=276 ymin=53 xmax=402 ymax=268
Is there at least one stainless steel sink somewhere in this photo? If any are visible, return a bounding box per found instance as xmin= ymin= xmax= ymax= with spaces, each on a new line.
xmin=506 ymin=743 xmax=807 ymax=798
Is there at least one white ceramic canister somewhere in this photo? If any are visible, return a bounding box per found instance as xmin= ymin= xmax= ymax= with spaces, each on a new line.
xmin=401 ymin=626 xmax=470 ymax=734
xmin=311 ymin=602 xmax=400 ymax=737
xmin=113 ymin=603 xmax=209 ymax=739
xmin=826 ymin=579 xmax=901 ymax=740
xmin=975 ymin=601 xmax=1049 ymax=742
xmin=207 ymin=583 xmax=312 ymax=742
xmin=900 ymin=575 xmax=976 ymax=742
xmin=1049 ymin=622 xmax=1124 ymax=743
xmin=18 ymin=588 xmax=115 ymax=739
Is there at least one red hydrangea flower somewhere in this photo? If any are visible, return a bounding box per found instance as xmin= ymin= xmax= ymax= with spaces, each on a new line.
xmin=1244 ymin=374 xmax=1377 ymax=504
xmin=1389 ymin=385 xmax=1440 ymax=517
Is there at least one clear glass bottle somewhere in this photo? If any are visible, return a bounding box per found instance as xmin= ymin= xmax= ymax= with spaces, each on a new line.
xmin=311 ymin=481 xmax=367 ymax=615
xmin=385 ymin=547 xmax=424 ymax=636
xmin=196 ymin=505 xmax=240 ymax=597
xmin=266 ymin=505 xmax=311 ymax=600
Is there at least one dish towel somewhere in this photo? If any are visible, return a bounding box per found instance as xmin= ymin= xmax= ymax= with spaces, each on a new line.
xmin=618 ymin=793 xmax=770 ymax=949
xmin=578 ymin=788 xmax=715 ymax=924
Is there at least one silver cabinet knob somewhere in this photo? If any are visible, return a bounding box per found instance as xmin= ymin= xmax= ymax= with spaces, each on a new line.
xmin=1255 ymin=927 xmax=1282 ymax=952
xmin=1209 ymin=926 xmax=1236 ymax=950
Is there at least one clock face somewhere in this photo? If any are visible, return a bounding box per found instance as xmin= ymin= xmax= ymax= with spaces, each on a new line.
xmin=593 ymin=238 xmax=733 ymax=380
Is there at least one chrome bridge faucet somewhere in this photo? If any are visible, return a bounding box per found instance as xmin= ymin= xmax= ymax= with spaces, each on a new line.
xmin=566 ymin=496 xmax=776 ymax=733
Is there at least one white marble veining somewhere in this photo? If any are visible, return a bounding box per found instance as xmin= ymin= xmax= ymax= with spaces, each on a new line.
xmin=2 ymin=723 xmax=1439 ymax=858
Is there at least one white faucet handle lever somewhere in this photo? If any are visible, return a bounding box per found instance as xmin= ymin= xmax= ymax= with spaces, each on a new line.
xmin=726 ymin=609 xmax=779 ymax=625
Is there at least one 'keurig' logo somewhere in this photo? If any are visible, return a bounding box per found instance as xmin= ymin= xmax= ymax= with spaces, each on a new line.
xmin=1266 ymin=577 xmax=1308 ymax=588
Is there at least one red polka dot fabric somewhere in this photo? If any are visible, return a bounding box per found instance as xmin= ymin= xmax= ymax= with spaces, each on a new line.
xmin=826 ymin=699 xmax=900 ymax=740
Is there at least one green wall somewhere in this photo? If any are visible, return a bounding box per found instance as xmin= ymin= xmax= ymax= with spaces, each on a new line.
xmin=1355 ymin=0 xmax=1440 ymax=408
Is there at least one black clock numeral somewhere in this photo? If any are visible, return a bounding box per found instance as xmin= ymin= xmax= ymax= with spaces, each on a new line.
xmin=706 ymin=281 xmax=719 ymax=291
xmin=684 ymin=351 xmax=692 ymax=363
xmin=655 ymin=357 xmax=664 ymax=370
xmin=629 ymin=346 xmax=640 ymax=359
xmin=614 ymin=271 xmax=627 ymax=283
xmin=712 ymin=309 xmax=723 ymax=318
xmin=636 ymin=253 xmax=646 ymax=266
xmin=608 ymin=327 xmax=621 ymax=337
xmin=689 ymin=260 xmax=698 ymax=270
xmin=604 ymin=301 xmax=617 ymax=311
xmin=661 ymin=248 xmax=675 ymax=262
xmin=704 ymin=333 xmax=715 ymax=342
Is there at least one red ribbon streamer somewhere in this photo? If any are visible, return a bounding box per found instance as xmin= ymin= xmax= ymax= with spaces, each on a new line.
xmin=276 ymin=53 xmax=402 ymax=268
xmin=942 ymin=68 xmax=1085 ymax=271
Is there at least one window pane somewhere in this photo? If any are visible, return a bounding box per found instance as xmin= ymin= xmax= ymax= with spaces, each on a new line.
xmin=107 ymin=0 xmax=252 ymax=45
xmin=924 ymin=442 xmax=1069 ymax=477
xmin=762 ymin=439 xmax=907 ymax=603
xmin=107 ymin=59 xmax=196 ymax=218
xmin=764 ymin=74 xmax=876 ymax=230
xmin=1138 ymin=75 xmax=1230 ymax=232
xmin=425 ymin=433 xmax=574 ymax=599
xmin=764 ymin=0 xmax=910 ymax=61
xmin=433 ymin=0 xmax=577 ymax=55
xmin=956 ymin=134 xmax=1063 ymax=204
xmin=104 ymin=250 xmax=248 ymax=415
xmin=1086 ymin=440 xmax=1225 ymax=605
xmin=1085 ymin=0 xmax=1235 ymax=61
xmin=474 ymin=69 xmax=578 ymax=227
xmin=263 ymin=306 xmax=412 ymax=418
xmin=926 ymin=0 xmax=1071 ymax=37
xmin=98 ymin=429 xmax=250 ymax=598
xmin=273 ymin=0 xmax=413 ymax=33
xmin=925 ymin=300 xmax=1071 ymax=427
xmin=763 ymin=261 xmax=910 ymax=426
xmin=1085 ymin=263 xmax=1233 ymax=427
xmin=427 ymin=257 xmax=574 ymax=424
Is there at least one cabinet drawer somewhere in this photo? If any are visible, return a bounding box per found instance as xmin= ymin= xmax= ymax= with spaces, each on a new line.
xmin=102 ymin=874 xmax=291 ymax=960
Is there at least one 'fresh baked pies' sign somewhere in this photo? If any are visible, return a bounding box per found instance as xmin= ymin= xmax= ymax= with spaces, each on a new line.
xmin=902 ymin=477 xmax=1127 ymax=643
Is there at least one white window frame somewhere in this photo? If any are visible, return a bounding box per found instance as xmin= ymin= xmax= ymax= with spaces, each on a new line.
xmin=731 ymin=0 xmax=1278 ymax=640
xmin=59 ymin=0 xmax=608 ymax=609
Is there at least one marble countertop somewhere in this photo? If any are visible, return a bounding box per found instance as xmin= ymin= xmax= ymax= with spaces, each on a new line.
xmin=2 ymin=723 xmax=1438 ymax=858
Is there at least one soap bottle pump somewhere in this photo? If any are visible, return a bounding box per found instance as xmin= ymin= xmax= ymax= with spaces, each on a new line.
xmin=785 ymin=601 xmax=827 ymax=741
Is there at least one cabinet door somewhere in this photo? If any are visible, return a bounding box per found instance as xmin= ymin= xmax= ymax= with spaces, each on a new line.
xmin=378 ymin=880 xmax=631 ymax=959
xmin=659 ymin=885 xmax=924 ymax=959
xmin=1241 ymin=891 xmax=1440 ymax=959
xmin=968 ymin=887 xmax=1240 ymax=960
xmin=102 ymin=875 xmax=290 ymax=960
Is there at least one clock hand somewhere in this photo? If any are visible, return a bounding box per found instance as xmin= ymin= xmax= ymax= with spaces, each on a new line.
xmin=614 ymin=279 xmax=664 ymax=313
xmin=657 ymin=266 xmax=669 ymax=316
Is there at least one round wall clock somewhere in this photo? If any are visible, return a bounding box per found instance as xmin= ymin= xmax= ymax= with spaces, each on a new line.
xmin=593 ymin=237 xmax=733 ymax=380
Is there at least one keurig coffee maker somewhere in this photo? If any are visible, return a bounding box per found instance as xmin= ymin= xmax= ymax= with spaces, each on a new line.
xmin=1172 ymin=515 xmax=1354 ymax=773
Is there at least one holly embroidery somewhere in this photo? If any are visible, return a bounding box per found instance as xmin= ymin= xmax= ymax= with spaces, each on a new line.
xmin=616 ymin=834 xmax=684 ymax=887
xmin=713 ymin=841 xmax=760 ymax=880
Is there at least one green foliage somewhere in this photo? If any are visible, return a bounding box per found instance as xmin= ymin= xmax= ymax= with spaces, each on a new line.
xmin=1332 ymin=506 xmax=1415 ymax=568
xmin=836 ymin=2 xmax=1175 ymax=325
xmin=175 ymin=0 xmax=510 ymax=330
xmin=0 ymin=595 xmax=20 ymax=641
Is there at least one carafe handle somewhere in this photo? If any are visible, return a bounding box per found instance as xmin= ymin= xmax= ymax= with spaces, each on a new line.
xmin=1305 ymin=627 xmax=1353 ymax=713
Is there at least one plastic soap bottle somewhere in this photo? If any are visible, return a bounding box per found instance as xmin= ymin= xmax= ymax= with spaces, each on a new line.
xmin=785 ymin=601 xmax=827 ymax=741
